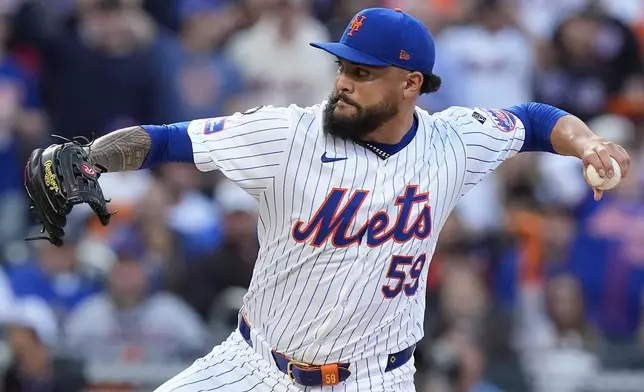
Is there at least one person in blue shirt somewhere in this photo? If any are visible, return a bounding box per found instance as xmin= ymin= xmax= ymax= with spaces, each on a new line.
xmin=0 ymin=34 xmax=45 ymax=252
xmin=7 ymin=224 xmax=102 ymax=322
xmin=172 ymin=0 xmax=245 ymax=119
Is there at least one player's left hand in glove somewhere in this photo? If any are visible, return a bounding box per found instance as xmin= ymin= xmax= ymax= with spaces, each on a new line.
xmin=24 ymin=137 xmax=115 ymax=247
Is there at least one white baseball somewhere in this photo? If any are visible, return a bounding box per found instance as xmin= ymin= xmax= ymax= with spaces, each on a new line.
xmin=586 ymin=157 xmax=621 ymax=190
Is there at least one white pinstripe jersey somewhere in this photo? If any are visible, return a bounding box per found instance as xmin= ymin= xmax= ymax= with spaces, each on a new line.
xmin=186 ymin=102 xmax=526 ymax=365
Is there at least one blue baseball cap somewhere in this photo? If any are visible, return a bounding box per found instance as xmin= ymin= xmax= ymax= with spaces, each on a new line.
xmin=310 ymin=8 xmax=435 ymax=74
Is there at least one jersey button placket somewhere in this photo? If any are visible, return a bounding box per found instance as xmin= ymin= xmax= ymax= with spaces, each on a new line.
xmin=358 ymin=161 xmax=383 ymax=257
xmin=381 ymin=161 xmax=390 ymax=198
xmin=366 ymin=162 xmax=388 ymax=251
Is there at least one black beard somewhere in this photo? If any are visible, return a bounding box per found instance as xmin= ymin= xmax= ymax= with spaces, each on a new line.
xmin=323 ymin=93 xmax=398 ymax=141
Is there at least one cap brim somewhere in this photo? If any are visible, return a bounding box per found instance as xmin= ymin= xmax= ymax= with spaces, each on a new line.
xmin=310 ymin=42 xmax=390 ymax=67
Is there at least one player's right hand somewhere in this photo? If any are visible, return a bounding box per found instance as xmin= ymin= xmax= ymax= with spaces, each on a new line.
xmin=579 ymin=138 xmax=631 ymax=201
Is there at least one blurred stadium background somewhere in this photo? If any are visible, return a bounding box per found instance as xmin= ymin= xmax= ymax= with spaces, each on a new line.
xmin=0 ymin=0 xmax=642 ymax=390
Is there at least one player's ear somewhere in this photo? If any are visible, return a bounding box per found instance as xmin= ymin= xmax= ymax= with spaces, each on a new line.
xmin=403 ymin=72 xmax=423 ymax=97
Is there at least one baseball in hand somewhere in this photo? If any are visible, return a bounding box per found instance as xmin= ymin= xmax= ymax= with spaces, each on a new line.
xmin=586 ymin=157 xmax=621 ymax=190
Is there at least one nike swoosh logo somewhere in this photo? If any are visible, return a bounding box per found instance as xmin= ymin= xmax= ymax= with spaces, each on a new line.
xmin=321 ymin=152 xmax=347 ymax=163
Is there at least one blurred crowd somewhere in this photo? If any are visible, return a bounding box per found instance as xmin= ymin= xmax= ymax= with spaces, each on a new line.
xmin=0 ymin=0 xmax=642 ymax=391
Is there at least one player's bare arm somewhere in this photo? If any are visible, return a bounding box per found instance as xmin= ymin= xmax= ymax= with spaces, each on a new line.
xmin=451 ymin=102 xmax=631 ymax=203
xmin=549 ymin=114 xmax=631 ymax=200
xmin=86 ymin=126 xmax=152 ymax=172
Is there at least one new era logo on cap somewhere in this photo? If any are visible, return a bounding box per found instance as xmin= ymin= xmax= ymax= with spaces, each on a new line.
xmin=309 ymin=7 xmax=435 ymax=74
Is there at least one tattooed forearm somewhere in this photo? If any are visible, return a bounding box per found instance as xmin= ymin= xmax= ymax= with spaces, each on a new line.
xmin=87 ymin=126 xmax=151 ymax=172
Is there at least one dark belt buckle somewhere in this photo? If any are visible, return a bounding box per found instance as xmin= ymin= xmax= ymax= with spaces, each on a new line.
xmin=286 ymin=359 xmax=309 ymax=384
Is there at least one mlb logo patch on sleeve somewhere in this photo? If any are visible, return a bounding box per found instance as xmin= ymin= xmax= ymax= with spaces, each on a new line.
xmin=203 ymin=117 xmax=226 ymax=134
xmin=472 ymin=111 xmax=487 ymax=125
xmin=483 ymin=109 xmax=517 ymax=132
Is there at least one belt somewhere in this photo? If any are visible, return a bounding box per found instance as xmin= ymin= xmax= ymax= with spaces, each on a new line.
xmin=239 ymin=315 xmax=415 ymax=387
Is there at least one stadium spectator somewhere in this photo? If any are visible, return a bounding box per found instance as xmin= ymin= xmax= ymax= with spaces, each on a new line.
xmin=432 ymin=0 xmax=535 ymax=236
xmin=535 ymin=3 xmax=644 ymax=121
xmin=174 ymin=0 xmax=245 ymax=120
xmin=432 ymin=0 xmax=534 ymax=108
xmin=17 ymin=0 xmax=182 ymax=140
xmin=175 ymin=179 xmax=257 ymax=321
xmin=157 ymin=164 xmax=223 ymax=259
xmin=0 ymin=0 xmax=45 ymax=257
xmin=63 ymin=252 xmax=209 ymax=363
xmin=2 ymin=297 xmax=86 ymax=392
xmin=426 ymin=257 xmax=527 ymax=392
xmin=523 ymin=275 xmax=601 ymax=392
xmin=494 ymin=203 xmax=576 ymax=314
xmin=7 ymin=226 xmax=102 ymax=323
xmin=225 ymin=0 xmax=336 ymax=109
xmin=569 ymin=146 xmax=644 ymax=342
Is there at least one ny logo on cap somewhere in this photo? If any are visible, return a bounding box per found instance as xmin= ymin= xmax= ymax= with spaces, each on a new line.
xmin=348 ymin=15 xmax=366 ymax=36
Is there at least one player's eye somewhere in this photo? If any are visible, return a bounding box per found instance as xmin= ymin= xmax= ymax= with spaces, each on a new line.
xmin=356 ymin=68 xmax=370 ymax=78
xmin=335 ymin=60 xmax=343 ymax=73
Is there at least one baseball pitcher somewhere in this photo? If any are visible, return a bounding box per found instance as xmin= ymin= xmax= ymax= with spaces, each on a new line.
xmin=23 ymin=7 xmax=630 ymax=392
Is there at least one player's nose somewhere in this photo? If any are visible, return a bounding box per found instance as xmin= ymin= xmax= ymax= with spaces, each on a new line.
xmin=335 ymin=72 xmax=353 ymax=94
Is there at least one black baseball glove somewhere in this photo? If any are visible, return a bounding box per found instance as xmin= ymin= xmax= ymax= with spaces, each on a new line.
xmin=24 ymin=137 xmax=115 ymax=247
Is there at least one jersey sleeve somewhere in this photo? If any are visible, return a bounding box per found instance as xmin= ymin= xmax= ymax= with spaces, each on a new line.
xmin=186 ymin=106 xmax=293 ymax=196
xmin=437 ymin=106 xmax=526 ymax=195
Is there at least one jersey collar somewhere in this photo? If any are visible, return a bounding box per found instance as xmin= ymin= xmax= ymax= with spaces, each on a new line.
xmin=358 ymin=113 xmax=419 ymax=160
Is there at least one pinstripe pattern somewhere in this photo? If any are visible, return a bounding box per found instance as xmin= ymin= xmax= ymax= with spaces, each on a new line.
xmin=173 ymin=103 xmax=527 ymax=390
